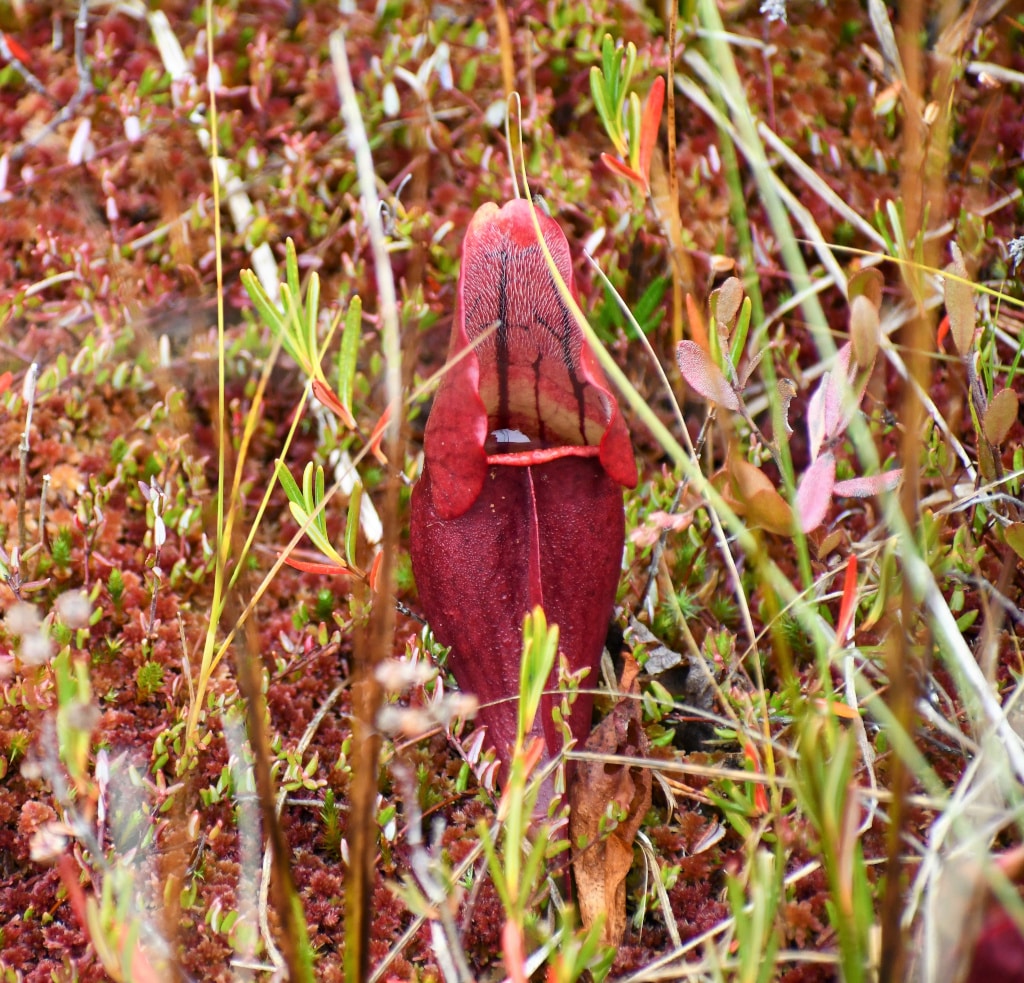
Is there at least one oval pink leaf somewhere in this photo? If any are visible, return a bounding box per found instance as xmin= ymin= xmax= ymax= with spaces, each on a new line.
xmin=796 ymin=452 xmax=836 ymax=533
xmin=833 ymin=468 xmax=903 ymax=498
xmin=676 ymin=340 xmax=740 ymax=410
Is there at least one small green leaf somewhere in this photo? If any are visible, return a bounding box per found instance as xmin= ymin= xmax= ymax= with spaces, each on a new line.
xmin=601 ymin=34 xmax=616 ymax=104
xmin=305 ymin=272 xmax=322 ymax=378
xmin=626 ymin=90 xmax=642 ymax=172
xmin=314 ymin=465 xmax=327 ymax=537
xmin=241 ymin=269 xmax=285 ymax=335
xmin=1006 ymin=523 xmax=1024 ymax=561
xmin=285 ymin=237 xmax=301 ymax=306
xmin=276 ymin=460 xmax=303 ymax=506
xmin=730 ymin=296 xmax=752 ymax=369
xmin=345 ymin=483 xmax=362 ymax=569
xmin=337 ymin=296 xmax=363 ymax=417
xmin=301 ymin=461 xmax=315 ymax=509
xmin=517 ymin=607 xmax=559 ymax=745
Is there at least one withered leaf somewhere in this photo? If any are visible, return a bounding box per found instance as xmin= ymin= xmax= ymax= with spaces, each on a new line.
xmin=849 ymin=294 xmax=880 ymax=370
xmin=1006 ymin=523 xmax=1024 ymax=562
xmin=983 ymin=388 xmax=1018 ymax=445
xmin=569 ymin=656 xmax=652 ymax=948
xmin=726 ymin=454 xmax=794 ymax=535
xmin=944 ymin=244 xmax=976 ymax=357
xmin=713 ymin=277 xmax=743 ymax=334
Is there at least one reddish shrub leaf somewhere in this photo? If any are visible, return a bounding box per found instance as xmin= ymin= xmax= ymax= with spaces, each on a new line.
xmin=833 ymin=469 xmax=902 ymax=498
xmin=713 ymin=276 xmax=743 ymax=333
xmin=676 ymin=340 xmax=740 ymax=410
xmin=848 ymin=266 xmax=884 ymax=308
xmin=806 ymin=342 xmax=856 ymax=460
xmin=796 ymin=452 xmax=836 ymax=533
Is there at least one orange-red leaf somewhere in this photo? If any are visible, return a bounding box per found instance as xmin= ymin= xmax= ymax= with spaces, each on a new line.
xmin=282 ymin=554 xmax=348 ymax=576
xmin=600 ymin=152 xmax=645 ymax=191
xmin=638 ymin=75 xmax=665 ymax=191
xmin=836 ymin=555 xmax=858 ymax=642
xmin=311 ymin=378 xmax=356 ymax=428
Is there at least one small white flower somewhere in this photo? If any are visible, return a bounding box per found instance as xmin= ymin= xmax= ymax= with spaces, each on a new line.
xmin=761 ymin=0 xmax=787 ymax=23
xmin=1008 ymin=235 xmax=1024 ymax=271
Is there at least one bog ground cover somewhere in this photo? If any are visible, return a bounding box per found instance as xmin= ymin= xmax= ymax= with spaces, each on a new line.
xmin=1 ymin=1 xmax=1024 ymax=980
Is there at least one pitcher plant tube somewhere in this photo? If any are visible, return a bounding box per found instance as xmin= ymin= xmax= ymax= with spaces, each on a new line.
xmin=410 ymin=198 xmax=637 ymax=785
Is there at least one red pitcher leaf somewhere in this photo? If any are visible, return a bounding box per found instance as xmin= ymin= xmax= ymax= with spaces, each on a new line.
xmin=411 ymin=199 xmax=636 ymax=781
xmin=983 ymin=387 xmax=1018 ymax=445
xmin=676 ymin=340 xmax=740 ymax=410
xmin=833 ymin=469 xmax=902 ymax=498
xmin=569 ymin=655 xmax=651 ymax=947
xmin=795 ymin=451 xmax=836 ymax=533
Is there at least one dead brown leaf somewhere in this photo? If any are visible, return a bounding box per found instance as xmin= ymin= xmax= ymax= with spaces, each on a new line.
xmin=569 ymin=655 xmax=652 ymax=948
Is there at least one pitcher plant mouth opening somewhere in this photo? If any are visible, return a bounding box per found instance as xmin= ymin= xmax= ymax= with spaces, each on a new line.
xmin=410 ymin=198 xmax=636 ymax=789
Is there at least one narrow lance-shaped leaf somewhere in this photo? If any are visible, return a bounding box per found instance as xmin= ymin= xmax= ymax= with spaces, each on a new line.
xmin=636 ymin=74 xmax=665 ymax=191
xmin=729 ymin=295 xmax=752 ymax=371
xmin=304 ymin=271 xmax=321 ymax=371
xmin=285 ymin=236 xmax=301 ymax=306
xmin=344 ymin=482 xmax=362 ymax=570
xmin=337 ymin=295 xmax=363 ymax=419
